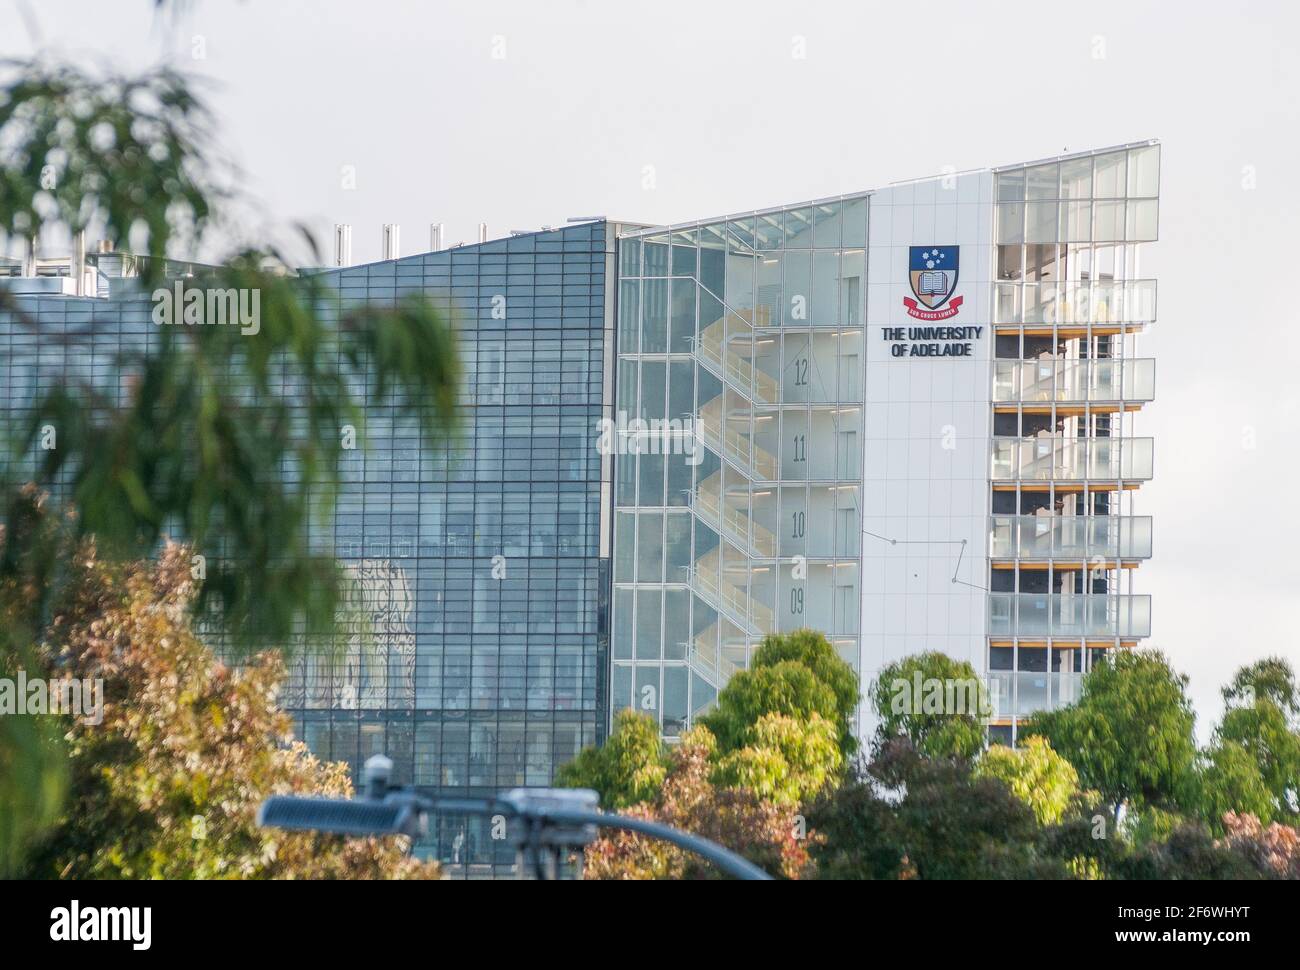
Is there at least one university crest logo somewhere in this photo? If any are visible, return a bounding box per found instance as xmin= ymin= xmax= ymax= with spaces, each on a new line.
xmin=905 ymin=246 xmax=962 ymax=320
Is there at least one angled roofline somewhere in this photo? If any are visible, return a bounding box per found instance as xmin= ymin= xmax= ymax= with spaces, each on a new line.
xmin=305 ymin=219 xmax=618 ymax=276
xmin=618 ymin=189 xmax=873 ymax=240
xmin=619 ymin=139 xmax=1160 ymax=239
xmin=988 ymin=138 xmax=1160 ymax=173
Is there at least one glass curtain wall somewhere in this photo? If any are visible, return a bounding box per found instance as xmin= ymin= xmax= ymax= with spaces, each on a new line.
xmin=987 ymin=144 xmax=1159 ymax=745
xmin=0 ymin=222 xmax=613 ymax=877
xmin=289 ymin=223 xmax=611 ymax=872
xmin=613 ymin=198 xmax=868 ymax=737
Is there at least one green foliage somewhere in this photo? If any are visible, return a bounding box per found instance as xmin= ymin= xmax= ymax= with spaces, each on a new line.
xmin=867 ymin=651 xmax=988 ymax=759
xmin=568 ymin=650 xmax=1300 ymax=879
xmin=1039 ymin=807 xmax=1274 ymax=881
xmin=18 ymin=543 xmax=439 ymax=879
xmin=1214 ymin=657 xmax=1300 ymax=822
xmin=809 ymin=739 xmax=1287 ymax=881
xmin=975 ymin=736 xmax=1079 ymax=825
xmin=4 ymin=265 xmax=459 ymax=648
xmin=563 ymin=631 xmax=855 ymax=868
xmin=1123 ymin=802 xmax=1194 ymax=849
xmin=1224 ymin=657 xmax=1300 ymax=713
xmin=1022 ymin=650 xmax=1196 ymax=818
xmin=555 ymin=710 xmax=667 ymax=810
xmin=0 ymin=62 xmax=216 ymax=287
xmin=1033 ymin=808 xmax=1127 ymax=879
xmin=1195 ymin=741 xmax=1275 ymax=831
xmin=695 ymin=631 xmax=858 ymax=759
xmin=0 ymin=681 xmax=66 ymax=877
xmin=1118 ymin=823 xmax=1265 ymax=880
xmin=711 ymin=712 xmax=843 ymax=807
xmin=808 ymin=740 xmax=1056 ymax=879
xmin=0 ymin=54 xmax=462 ymax=873
xmin=0 ymin=489 xmax=72 ymax=875
xmin=583 ymin=726 xmax=812 ymax=880
xmin=749 ymin=629 xmax=860 ymax=754
xmin=699 ymin=660 xmax=840 ymax=755
xmin=799 ymin=761 xmax=902 ymax=879
xmin=0 ymin=58 xmax=461 ymax=649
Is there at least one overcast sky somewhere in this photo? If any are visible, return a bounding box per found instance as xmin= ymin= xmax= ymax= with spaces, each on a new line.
xmin=7 ymin=0 xmax=1299 ymax=739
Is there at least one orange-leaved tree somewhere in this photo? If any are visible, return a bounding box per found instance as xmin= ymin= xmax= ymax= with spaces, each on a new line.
xmin=16 ymin=537 xmax=438 ymax=879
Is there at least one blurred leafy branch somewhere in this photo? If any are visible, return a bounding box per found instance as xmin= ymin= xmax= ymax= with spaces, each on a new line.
xmin=0 ymin=60 xmax=217 ymax=284
xmin=0 ymin=52 xmax=460 ymax=872
xmin=0 ymin=57 xmax=460 ymax=642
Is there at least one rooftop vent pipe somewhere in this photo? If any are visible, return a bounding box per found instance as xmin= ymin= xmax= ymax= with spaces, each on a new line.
xmin=334 ymin=224 xmax=353 ymax=267
xmin=382 ymin=224 xmax=400 ymax=260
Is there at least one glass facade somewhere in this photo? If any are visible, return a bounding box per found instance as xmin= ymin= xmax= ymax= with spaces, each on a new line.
xmin=1 ymin=139 xmax=1163 ymax=815
xmin=611 ymin=200 xmax=868 ymax=736
xmin=285 ymin=222 xmax=615 ymax=873
xmin=986 ymin=143 xmax=1159 ymax=743
xmin=0 ymin=221 xmax=616 ymax=876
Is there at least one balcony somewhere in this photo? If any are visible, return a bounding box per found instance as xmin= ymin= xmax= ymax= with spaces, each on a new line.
xmin=986 ymin=671 xmax=1085 ymax=719
xmin=988 ymin=593 xmax=1151 ymax=638
xmin=991 ymin=435 xmax=1153 ymax=482
xmin=992 ymin=358 xmax=1155 ymax=404
xmin=994 ymin=279 xmax=1157 ymax=327
xmin=989 ymin=515 xmax=1152 ymax=560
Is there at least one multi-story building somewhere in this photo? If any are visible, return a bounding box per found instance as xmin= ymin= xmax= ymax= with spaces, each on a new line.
xmin=609 ymin=141 xmax=1158 ymax=745
xmin=984 ymin=145 xmax=1157 ymax=742
xmin=612 ymin=201 xmax=868 ymax=734
xmin=284 ymin=221 xmax=628 ymax=871
xmin=0 ymin=140 xmax=1158 ymax=869
xmin=0 ymin=220 xmax=627 ymax=877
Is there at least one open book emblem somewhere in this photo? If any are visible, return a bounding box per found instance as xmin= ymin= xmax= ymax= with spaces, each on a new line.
xmin=907 ymin=246 xmax=960 ymax=310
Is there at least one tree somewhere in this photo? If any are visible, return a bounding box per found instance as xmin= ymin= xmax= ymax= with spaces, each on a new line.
xmin=974 ymin=736 xmax=1080 ymax=825
xmin=867 ymin=652 xmax=988 ymax=759
xmin=0 ymin=490 xmax=69 ymax=876
xmin=1022 ymin=650 xmax=1196 ymax=823
xmin=1195 ymin=741 xmax=1275 ymax=831
xmin=699 ymin=660 xmax=840 ymax=756
xmin=1218 ymin=812 xmax=1300 ymax=879
xmin=561 ymin=635 xmax=854 ymax=877
xmin=582 ymin=727 xmax=812 ymax=880
xmin=1118 ymin=822 xmax=1264 ymax=880
xmin=798 ymin=760 xmax=902 ymax=880
xmin=1040 ymin=807 xmax=1283 ymax=881
xmin=711 ymin=712 xmax=843 ymax=807
xmin=749 ymin=629 xmax=860 ymax=754
xmin=0 ymin=706 xmax=64 ymax=876
xmin=807 ymin=740 xmax=1057 ymax=880
xmin=0 ymin=54 xmax=459 ymax=870
xmin=807 ymin=737 xmax=1269 ymax=881
xmin=554 ymin=710 xmax=666 ymax=810
xmin=1122 ymin=802 xmax=1197 ymax=851
xmin=18 ymin=541 xmax=439 ymax=879
xmin=1214 ymin=658 xmax=1300 ymax=822
xmin=698 ymin=630 xmax=858 ymax=759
